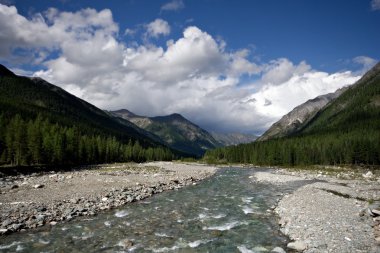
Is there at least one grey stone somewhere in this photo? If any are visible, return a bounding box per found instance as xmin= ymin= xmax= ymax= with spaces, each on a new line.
xmin=372 ymin=209 xmax=380 ymax=216
xmin=362 ymin=171 xmax=373 ymax=179
xmin=271 ymin=247 xmax=286 ymax=253
xmin=70 ymin=198 xmax=79 ymax=204
xmin=287 ymin=241 xmax=307 ymax=251
xmin=36 ymin=214 xmax=45 ymax=222
xmin=11 ymin=223 xmax=22 ymax=231
xmin=0 ymin=228 xmax=9 ymax=235
xmin=37 ymin=206 xmax=47 ymax=212
xmin=2 ymin=218 xmax=13 ymax=227
xmin=33 ymin=184 xmax=44 ymax=189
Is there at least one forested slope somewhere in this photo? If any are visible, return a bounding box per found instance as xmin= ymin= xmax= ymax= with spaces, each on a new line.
xmin=204 ymin=63 xmax=380 ymax=166
xmin=0 ymin=65 xmax=174 ymax=165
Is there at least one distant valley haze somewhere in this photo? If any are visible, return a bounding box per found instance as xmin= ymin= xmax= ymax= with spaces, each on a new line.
xmin=0 ymin=0 xmax=379 ymax=135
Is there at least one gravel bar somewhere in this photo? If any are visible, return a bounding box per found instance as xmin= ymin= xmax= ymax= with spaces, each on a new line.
xmin=0 ymin=162 xmax=218 ymax=235
xmin=253 ymin=169 xmax=380 ymax=252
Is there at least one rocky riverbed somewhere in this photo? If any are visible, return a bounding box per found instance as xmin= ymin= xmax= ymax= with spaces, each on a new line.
xmin=253 ymin=168 xmax=380 ymax=252
xmin=0 ymin=162 xmax=217 ymax=235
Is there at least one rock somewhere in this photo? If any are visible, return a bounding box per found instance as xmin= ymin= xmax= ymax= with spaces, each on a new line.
xmin=271 ymin=247 xmax=286 ymax=253
xmin=287 ymin=241 xmax=307 ymax=251
xmin=372 ymin=209 xmax=380 ymax=216
xmin=33 ymin=184 xmax=44 ymax=189
xmin=11 ymin=184 xmax=19 ymax=189
xmin=101 ymin=197 xmax=108 ymax=202
xmin=50 ymin=221 xmax=57 ymax=226
xmin=119 ymin=239 xmax=134 ymax=249
xmin=36 ymin=214 xmax=45 ymax=222
xmin=0 ymin=228 xmax=9 ymax=235
xmin=363 ymin=171 xmax=374 ymax=178
xmin=70 ymin=198 xmax=80 ymax=204
xmin=11 ymin=223 xmax=22 ymax=231
xmin=37 ymin=206 xmax=47 ymax=212
xmin=2 ymin=218 xmax=13 ymax=227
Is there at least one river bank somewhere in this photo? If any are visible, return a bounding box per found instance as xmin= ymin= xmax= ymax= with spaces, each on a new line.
xmin=252 ymin=168 xmax=380 ymax=252
xmin=0 ymin=162 xmax=217 ymax=235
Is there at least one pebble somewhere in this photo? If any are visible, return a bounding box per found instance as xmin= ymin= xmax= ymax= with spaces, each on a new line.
xmin=362 ymin=171 xmax=373 ymax=179
xmin=0 ymin=228 xmax=9 ymax=235
xmin=287 ymin=241 xmax=307 ymax=251
xmin=118 ymin=239 xmax=134 ymax=249
xmin=33 ymin=184 xmax=44 ymax=189
xmin=271 ymin=247 xmax=286 ymax=253
xmin=2 ymin=218 xmax=13 ymax=227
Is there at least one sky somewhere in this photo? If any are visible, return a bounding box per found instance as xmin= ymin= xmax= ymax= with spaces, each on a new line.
xmin=0 ymin=0 xmax=379 ymax=135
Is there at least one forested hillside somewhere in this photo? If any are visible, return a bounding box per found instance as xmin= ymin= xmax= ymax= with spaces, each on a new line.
xmin=0 ymin=65 xmax=174 ymax=165
xmin=204 ymin=62 xmax=380 ymax=166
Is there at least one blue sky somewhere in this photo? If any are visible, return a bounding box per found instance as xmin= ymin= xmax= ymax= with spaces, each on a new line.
xmin=0 ymin=0 xmax=379 ymax=134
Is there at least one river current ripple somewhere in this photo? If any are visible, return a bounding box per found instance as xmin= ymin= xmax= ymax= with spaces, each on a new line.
xmin=0 ymin=167 xmax=294 ymax=252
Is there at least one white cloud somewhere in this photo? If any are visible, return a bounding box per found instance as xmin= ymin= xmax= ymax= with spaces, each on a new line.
xmin=245 ymin=69 xmax=360 ymax=129
xmin=0 ymin=4 xmax=364 ymax=134
xmin=124 ymin=28 xmax=136 ymax=36
xmin=161 ymin=0 xmax=184 ymax=12
xmin=371 ymin=0 xmax=380 ymax=10
xmin=145 ymin=18 xmax=170 ymax=38
xmin=353 ymin=55 xmax=377 ymax=73
xmin=261 ymin=58 xmax=311 ymax=85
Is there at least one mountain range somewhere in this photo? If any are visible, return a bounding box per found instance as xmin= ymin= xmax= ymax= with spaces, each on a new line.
xmin=110 ymin=109 xmax=221 ymax=157
xmin=211 ymin=132 xmax=257 ymax=146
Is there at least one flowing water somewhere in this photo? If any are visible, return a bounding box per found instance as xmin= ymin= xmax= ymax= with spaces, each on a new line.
xmin=0 ymin=167 xmax=297 ymax=253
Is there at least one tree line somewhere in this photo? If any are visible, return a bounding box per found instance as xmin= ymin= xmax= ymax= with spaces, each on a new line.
xmin=0 ymin=114 xmax=174 ymax=166
xmin=204 ymin=130 xmax=380 ymax=166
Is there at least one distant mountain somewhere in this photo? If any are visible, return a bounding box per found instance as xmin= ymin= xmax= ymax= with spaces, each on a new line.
xmin=211 ymin=132 xmax=257 ymax=146
xmin=111 ymin=109 xmax=220 ymax=156
xmin=205 ymin=62 xmax=380 ymax=166
xmin=0 ymin=64 xmax=175 ymax=165
xmin=257 ymin=87 xmax=348 ymax=141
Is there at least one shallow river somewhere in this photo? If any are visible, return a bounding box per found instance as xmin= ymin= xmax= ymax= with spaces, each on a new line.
xmin=0 ymin=168 xmax=297 ymax=252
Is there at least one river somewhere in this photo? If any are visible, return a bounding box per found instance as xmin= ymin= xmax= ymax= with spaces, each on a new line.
xmin=0 ymin=167 xmax=296 ymax=252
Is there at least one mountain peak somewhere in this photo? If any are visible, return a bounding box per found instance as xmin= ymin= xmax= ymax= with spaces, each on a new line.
xmin=112 ymin=109 xmax=138 ymax=118
xmin=0 ymin=64 xmax=16 ymax=77
xmin=167 ymin=113 xmax=185 ymax=120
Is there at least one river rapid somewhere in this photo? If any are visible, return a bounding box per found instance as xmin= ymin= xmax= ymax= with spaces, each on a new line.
xmin=0 ymin=167 xmax=296 ymax=252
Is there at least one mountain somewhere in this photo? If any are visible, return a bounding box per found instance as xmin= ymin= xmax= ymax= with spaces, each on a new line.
xmin=299 ymin=62 xmax=380 ymax=135
xmin=257 ymin=87 xmax=348 ymax=141
xmin=0 ymin=64 xmax=175 ymax=165
xmin=211 ymin=132 xmax=257 ymax=146
xmin=204 ymin=62 xmax=380 ymax=166
xmin=111 ymin=109 xmax=220 ymax=156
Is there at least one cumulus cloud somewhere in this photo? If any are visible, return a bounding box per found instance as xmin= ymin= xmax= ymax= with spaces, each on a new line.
xmin=145 ymin=18 xmax=170 ymax=38
xmin=0 ymin=4 xmax=364 ymax=134
xmin=161 ymin=0 xmax=185 ymax=12
xmin=371 ymin=0 xmax=380 ymax=10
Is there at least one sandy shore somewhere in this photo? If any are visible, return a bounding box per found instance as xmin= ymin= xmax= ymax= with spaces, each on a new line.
xmin=253 ymin=169 xmax=380 ymax=252
xmin=0 ymin=162 xmax=218 ymax=235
